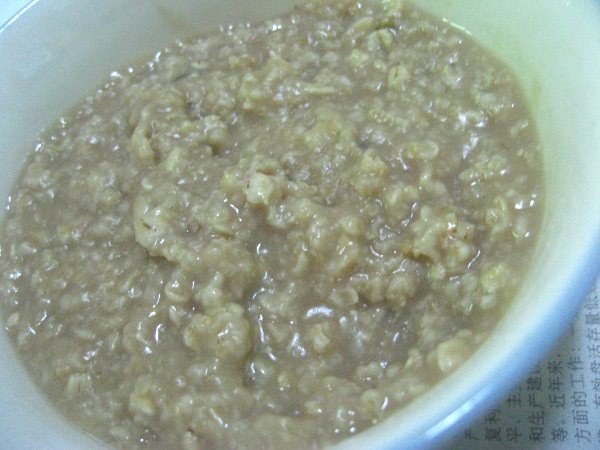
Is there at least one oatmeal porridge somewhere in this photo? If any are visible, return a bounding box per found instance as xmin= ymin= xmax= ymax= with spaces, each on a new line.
xmin=0 ymin=0 xmax=543 ymax=449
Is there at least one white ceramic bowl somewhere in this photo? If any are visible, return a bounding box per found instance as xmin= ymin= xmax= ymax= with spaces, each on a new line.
xmin=1 ymin=1 xmax=600 ymax=449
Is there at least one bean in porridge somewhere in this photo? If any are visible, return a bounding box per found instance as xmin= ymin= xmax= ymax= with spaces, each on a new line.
xmin=0 ymin=0 xmax=543 ymax=449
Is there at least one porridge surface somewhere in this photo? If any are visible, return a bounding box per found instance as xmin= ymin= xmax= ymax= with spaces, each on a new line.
xmin=0 ymin=1 xmax=542 ymax=449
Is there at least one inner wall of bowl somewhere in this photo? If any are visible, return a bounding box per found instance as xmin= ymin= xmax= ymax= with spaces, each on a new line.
xmin=1 ymin=1 xmax=600 ymax=449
